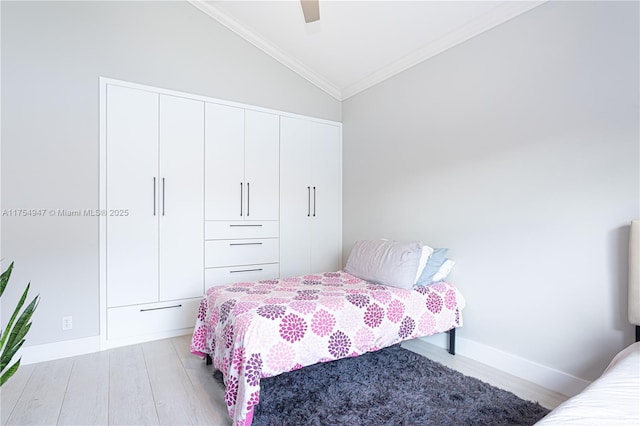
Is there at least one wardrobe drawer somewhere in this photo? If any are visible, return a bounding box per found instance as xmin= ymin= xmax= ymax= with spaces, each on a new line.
xmin=107 ymin=298 xmax=200 ymax=340
xmin=205 ymin=263 xmax=280 ymax=287
xmin=205 ymin=239 xmax=279 ymax=267
xmin=205 ymin=221 xmax=279 ymax=240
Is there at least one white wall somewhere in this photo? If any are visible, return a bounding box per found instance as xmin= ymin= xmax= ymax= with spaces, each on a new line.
xmin=343 ymin=0 xmax=639 ymax=384
xmin=1 ymin=0 xmax=340 ymax=346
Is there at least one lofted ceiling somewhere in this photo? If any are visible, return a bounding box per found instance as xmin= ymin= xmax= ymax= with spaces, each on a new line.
xmin=189 ymin=1 xmax=545 ymax=100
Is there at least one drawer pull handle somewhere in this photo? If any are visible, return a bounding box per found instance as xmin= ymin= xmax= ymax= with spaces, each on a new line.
xmin=140 ymin=304 xmax=182 ymax=312
xmin=230 ymin=268 xmax=263 ymax=273
xmin=229 ymin=224 xmax=263 ymax=227
xmin=229 ymin=242 xmax=263 ymax=246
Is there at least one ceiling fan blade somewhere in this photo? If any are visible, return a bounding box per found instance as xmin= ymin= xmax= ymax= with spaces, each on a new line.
xmin=300 ymin=0 xmax=320 ymax=23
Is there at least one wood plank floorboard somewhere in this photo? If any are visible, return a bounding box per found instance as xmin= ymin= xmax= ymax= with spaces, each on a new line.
xmin=0 ymin=363 xmax=36 ymax=424
xmin=57 ymin=351 xmax=110 ymax=425
xmin=2 ymin=335 xmax=568 ymax=425
xmin=5 ymin=358 xmax=73 ymax=425
xmin=142 ymin=339 xmax=222 ymax=425
xmin=170 ymin=335 xmax=231 ymax=425
xmin=108 ymin=344 xmax=159 ymax=425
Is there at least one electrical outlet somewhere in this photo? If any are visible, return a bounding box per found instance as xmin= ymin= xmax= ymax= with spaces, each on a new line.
xmin=62 ymin=316 xmax=73 ymax=331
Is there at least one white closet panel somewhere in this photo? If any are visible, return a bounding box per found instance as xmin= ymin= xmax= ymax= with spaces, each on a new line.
xmin=158 ymin=95 xmax=205 ymax=301
xmin=205 ymin=105 xmax=280 ymax=221
xmin=244 ymin=111 xmax=279 ymax=220
xmin=279 ymin=116 xmax=313 ymax=278
xmin=205 ymin=104 xmax=244 ymax=220
xmin=279 ymin=116 xmax=342 ymax=278
xmin=106 ymin=85 xmax=159 ymax=308
xmin=310 ymin=122 xmax=342 ymax=273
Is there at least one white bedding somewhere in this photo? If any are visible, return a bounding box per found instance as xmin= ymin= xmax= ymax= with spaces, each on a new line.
xmin=536 ymin=342 xmax=640 ymax=425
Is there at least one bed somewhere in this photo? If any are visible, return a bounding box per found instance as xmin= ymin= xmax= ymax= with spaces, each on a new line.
xmin=190 ymin=263 xmax=465 ymax=426
xmin=535 ymin=219 xmax=640 ymax=425
xmin=535 ymin=342 xmax=640 ymax=425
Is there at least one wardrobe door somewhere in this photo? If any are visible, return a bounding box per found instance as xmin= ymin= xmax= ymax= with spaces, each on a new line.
xmin=279 ymin=116 xmax=312 ymax=278
xmin=244 ymin=110 xmax=279 ymax=220
xmin=205 ymin=103 xmax=245 ymax=220
xmin=310 ymin=122 xmax=342 ymax=274
xmin=159 ymin=95 xmax=205 ymax=301
xmin=106 ymin=85 xmax=159 ymax=307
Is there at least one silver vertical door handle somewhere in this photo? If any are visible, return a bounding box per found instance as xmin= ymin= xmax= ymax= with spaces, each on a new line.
xmin=240 ymin=182 xmax=243 ymax=217
xmin=162 ymin=178 xmax=165 ymax=216
xmin=153 ymin=177 xmax=156 ymax=216
xmin=313 ymin=186 xmax=316 ymax=217
xmin=307 ymin=186 xmax=311 ymax=217
xmin=247 ymin=182 xmax=250 ymax=217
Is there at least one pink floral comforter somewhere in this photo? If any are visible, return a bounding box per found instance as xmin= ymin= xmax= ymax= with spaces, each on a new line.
xmin=190 ymin=271 xmax=465 ymax=426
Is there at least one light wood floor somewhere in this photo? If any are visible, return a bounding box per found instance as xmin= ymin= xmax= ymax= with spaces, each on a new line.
xmin=1 ymin=335 xmax=567 ymax=425
xmin=1 ymin=335 xmax=231 ymax=426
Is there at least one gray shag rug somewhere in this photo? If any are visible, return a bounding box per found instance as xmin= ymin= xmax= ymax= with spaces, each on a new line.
xmin=214 ymin=344 xmax=549 ymax=425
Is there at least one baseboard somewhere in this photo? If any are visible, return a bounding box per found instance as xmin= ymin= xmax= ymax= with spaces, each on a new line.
xmin=19 ymin=336 xmax=101 ymax=365
xmin=417 ymin=333 xmax=591 ymax=397
xmin=18 ymin=328 xmax=195 ymax=365
xmin=100 ymin=327 xmax=194 ymax=350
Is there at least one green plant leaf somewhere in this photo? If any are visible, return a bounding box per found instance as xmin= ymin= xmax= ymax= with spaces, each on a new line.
xmin=0 ymin=262 xmax=37 ymax=388
xmin=10 ymin=322 xmax=32 ymax=353
xmin=1 ymin=295 xmax=38 ymax=366
xmin=0 ymin=338 xmax=24 ymax=372
xmin=0 ymin=358 xmax=21 ymax=387
xmin=0 ymin=262 xmax=14 ymax=298
xmin=0 ymin=283 xmax=30 ymax=351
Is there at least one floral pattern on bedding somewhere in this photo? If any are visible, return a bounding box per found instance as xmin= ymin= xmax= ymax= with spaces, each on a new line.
xmin=190 ymin=271 xmax=464 ymax=426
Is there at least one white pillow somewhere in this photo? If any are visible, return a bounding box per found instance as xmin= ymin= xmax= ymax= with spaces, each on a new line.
xmin=345 ymin=240 xmax=423 ymax=290
xmin=414 ymin=245 xmax=434 ymax=284
xmin=432 ymin=259 xmax=455 ymax=282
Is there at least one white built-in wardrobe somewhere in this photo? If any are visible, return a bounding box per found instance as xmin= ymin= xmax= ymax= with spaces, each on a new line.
xmin=99 ymin=78 xmax=342 ymax=348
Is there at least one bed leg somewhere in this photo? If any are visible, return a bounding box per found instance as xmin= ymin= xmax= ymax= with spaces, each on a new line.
xmin=636 ymin=326 xmax=639 ymax=343
xmin=448 ymin=328 xmax=456 ymax=355
xmin=206 ymin=354 xmax=212 ymax=365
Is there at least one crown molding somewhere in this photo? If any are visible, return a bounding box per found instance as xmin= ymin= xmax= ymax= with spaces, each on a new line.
xmin=188 ymin=0 xmax=342 ymax=100
xmin=189 ymin=0 xmax=547 ymax=102
xmin=341 ymin=1 xmax=547 ymax=100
